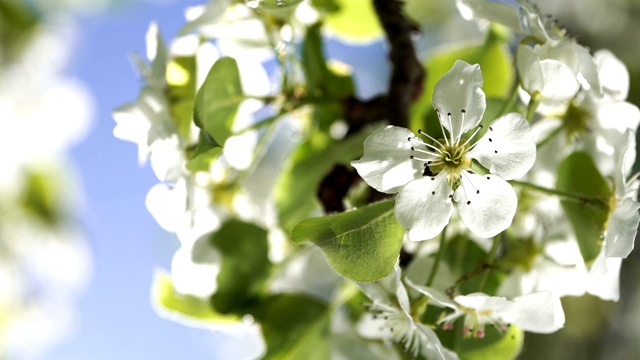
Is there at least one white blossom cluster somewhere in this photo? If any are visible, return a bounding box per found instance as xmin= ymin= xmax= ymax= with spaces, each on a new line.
xmin=114 ymin=0 xmax=640 ymax=358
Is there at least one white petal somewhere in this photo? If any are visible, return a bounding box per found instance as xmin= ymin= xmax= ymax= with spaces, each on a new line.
xmin=352 ymin=125 xmax=425 ymax=193
xmin=454 ymin=173 xmax=517 ymax=238
xmin=535 ymin=41 xmax=600 ymax=93
xmin=605 ymin=198 xmax=640 ymax=258
xmin=454 ymin=293 xmax=514 ymax=315
xmin=456 ymin=0 xmax=521 ymax=29
xmin=595 ymin=101 xmax=640 ymax=134
xmin=395 ymin=173 xmax=454 ymax=241
xmin=510 ymin=292 xmax=565 ymax=333
xmin=145 ymin=180 xmax=188 ymax=232
xmin=538 ymin=59 xmax=580 ymax=101
xmin=171 ymin=243 xmax=220 ymax=298
xmin=586 ymin=246 xmax=621 ymax=301
xmin=617 ymin=129 xmax=638 ymax=193
xmin=467 ymin=113 xmax=536 ymax=180
xmin=405 ymin=280 xmax=458 ymax=310
xmin=595 ymin=49 xmax=629 ymax=101
xmin=517 ymin=45 xmax=544 ymax=94
xmin=433 ymin=61 xmax=486 ymax=140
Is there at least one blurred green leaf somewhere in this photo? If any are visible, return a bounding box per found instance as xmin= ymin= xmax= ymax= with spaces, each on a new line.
xmin=186 ymin=131 xmax=223 ymax=172
xmin=210 ymin=219 xmax=271 ymax=314
xmin=275 ymin=128 xmax=369 ymax=232
xmin=291 ymin=200 xmax=403 ymax=282
xmin=254 ymin=294 xmax=330 ymax=360
xmin=165 ymin=56 xmax=197 ymax=140
xmin=151 ymin=271 xmax=239 ymax=324
xmin=302 ymin=22 xmax=354 ymax=101
xmin=21 ymin=170 xmax=60 ymax=225
xmin=411 ymin=29 xmax=514 ymax=130
xmin=0 ymin=0 xmax=39 ymax=61
xmin=323 ymin=0 xmax=383 ymax=42
xmin=556 ymin=152 xmax=611 ymax=264
xmin=193 ymin=57 xmax=243 ymax=147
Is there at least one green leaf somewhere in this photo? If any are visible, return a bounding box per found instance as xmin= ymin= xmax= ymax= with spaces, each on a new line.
xmin=210 ymin=219 xmax=271 ymax=314
xmin=193 ymin=57 xmax=243 ymax=147
xmin=151 ymin=271 xmax=240 ymax=325
xmin=410 ymin=28 xmax=514 ymax=131
xmin=291 ymin=200 xmax=403 ymax=282
xmin=186 ymin=132 xmax=223 ymax=172
xmin=0 ymin=0 xmax=39 ymax=61
xmin=253 ymin=294 xmax=330 ymax=360
xmin=556 ymin=152 xmax=611 ymax=264
xmin=323 ymin=0 xmax=384 ymax=43
xmin=275 ymin=128 xmax=370 ymax=232
xmin=166 ymin=56 xmax=197 ymax=140
xmin=21 ymin=170 xmax=60 ymax=225
xmin=302 ymin=22 xmax=354 ymax=101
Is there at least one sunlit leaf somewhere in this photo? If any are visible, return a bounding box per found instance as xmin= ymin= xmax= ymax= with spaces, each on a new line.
xmin=291 ymin=200 xmax=403 ymax=282
xmin=151 ymin=271 xmax=239 ymax=326
xmin=323 ymin=0 xmax=384 ymax=43
xmin=556 ymin=152 xmax=611 ymax=264
xmin=193 ymin=57 xmax=243 ymax=147
xmin=436 ymin=322 xmax=524 ymax=360
xmin=186 ymin=132 xmax=222 ymax=172
xmin=166 ymin=56 xmax=196 ymax=140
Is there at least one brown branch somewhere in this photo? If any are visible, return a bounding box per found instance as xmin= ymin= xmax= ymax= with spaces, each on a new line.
xmin=373 ymin=0 xmax=425 ymax=128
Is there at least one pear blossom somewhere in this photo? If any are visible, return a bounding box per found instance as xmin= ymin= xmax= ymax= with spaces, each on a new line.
xmin=408 ymin=281 xmax=565 ymax=337
xmin=358 ymin=267 xmax=458 ymax=360
xmin=353 ymin=61 xmax=536 ymax=240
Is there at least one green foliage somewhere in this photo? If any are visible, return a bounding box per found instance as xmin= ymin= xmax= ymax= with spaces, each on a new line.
xmin=253 ymin=294 xmax=330 ymax=360
xmin=151 ymin=271 xmax=239 ymax=324
xmin=0 ymin=0 xmax=39 ymax=62
xmin=165 ymin=56 xmax=197 ymax=141
xmin=302 ymin=22 xmax=354 ymax=101
xmin=442 ymin=234 xmax=503 ymax=296
xmin=186 ymin=132 xmax=223 ymax=172
xmin=322 ymin=0 xmax=383 ymax=42
xmin=556 ymin=152 xmax=611 ymax=264
xmin=411 ymin=28 xmax=514 ymax=131
xmin=291 ymin=200 xmax=404 ymax=282
xmin=210 ymin=219 xmax=271 ymax=314
xmin=275 ymin=128 xmax=369 ymax=231
xmin=21 ymin=170 xmax=60 ymax=225
xmin=253 ymin=0 xmax=304 ymax=20
xmin=193 ymin=57 xmax=243 ymax=147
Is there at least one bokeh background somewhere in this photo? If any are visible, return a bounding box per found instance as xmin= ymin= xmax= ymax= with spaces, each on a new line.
xmin=2 ymin=0 xmax=640 ymax=359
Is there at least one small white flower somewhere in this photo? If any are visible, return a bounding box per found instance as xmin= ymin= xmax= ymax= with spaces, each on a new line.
xmin=358 ymin=267 xmax=458 ymax=360
xmin=353 ymin=61 xmax=536 ymax=240
xmin=408 ymin=281 xmax=565 ymax=338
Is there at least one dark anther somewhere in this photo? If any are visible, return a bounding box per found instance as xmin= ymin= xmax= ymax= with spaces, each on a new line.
xmin=448 ymin=194 xmax=453 ymax=198
xmin=431 ymin=191 xmax=435 ymax=195
xmin=489 ymin=138 xmax=493 ymax=142
xmin=476 ymin=190 xmax=480 ymax=194
xmin=407 ymin=137 xmax=411 ymax=141
xmin=466 ymin=201 xmax=471 ymax=205
xmin=486 ymin=176 xmax=490 ymax=180
xmin=447 ymin=112 xmax=452 ymax=116
xmin=489 ymin=126 xmax=493 ymax=131
xmin=461 ymin=109 xmax=466 ymax=113
xmin=431 ymin=177 xmax=435 ymax=180
xmin=411 ymin=146 xmax=414 ymax=151
xmin=494 ymin=150 xmax=498 ymax=154
xmin=410 ymin=155 xmax=414 ymax=159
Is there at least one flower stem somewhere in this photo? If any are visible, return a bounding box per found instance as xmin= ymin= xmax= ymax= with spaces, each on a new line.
xmin=536 ymin=121 xmax=566 ymax=148
xmin=426 ymin=227 xmax=447 ymax=287
xmin=526 ymin=92 xmax=541 ymax=122
xmin=499 ymin=78 xmax=520 ymax=115
xmin=509 ymin=180 xmax=609 ymax=209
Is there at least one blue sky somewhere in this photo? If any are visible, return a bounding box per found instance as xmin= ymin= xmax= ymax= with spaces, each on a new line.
xmin=44 ymin=1 xmax=235 ymax=359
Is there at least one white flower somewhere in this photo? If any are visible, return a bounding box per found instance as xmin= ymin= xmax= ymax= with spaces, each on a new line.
xmin=358 ymin=267 xmax=458 ymax=360
xmin=408 ymin=281 xmax=565 ymax=337
xmin=603 ymin=129 xmax=640 ymax=259
xmin=353 ymin=61 xmax=536 ymax=240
